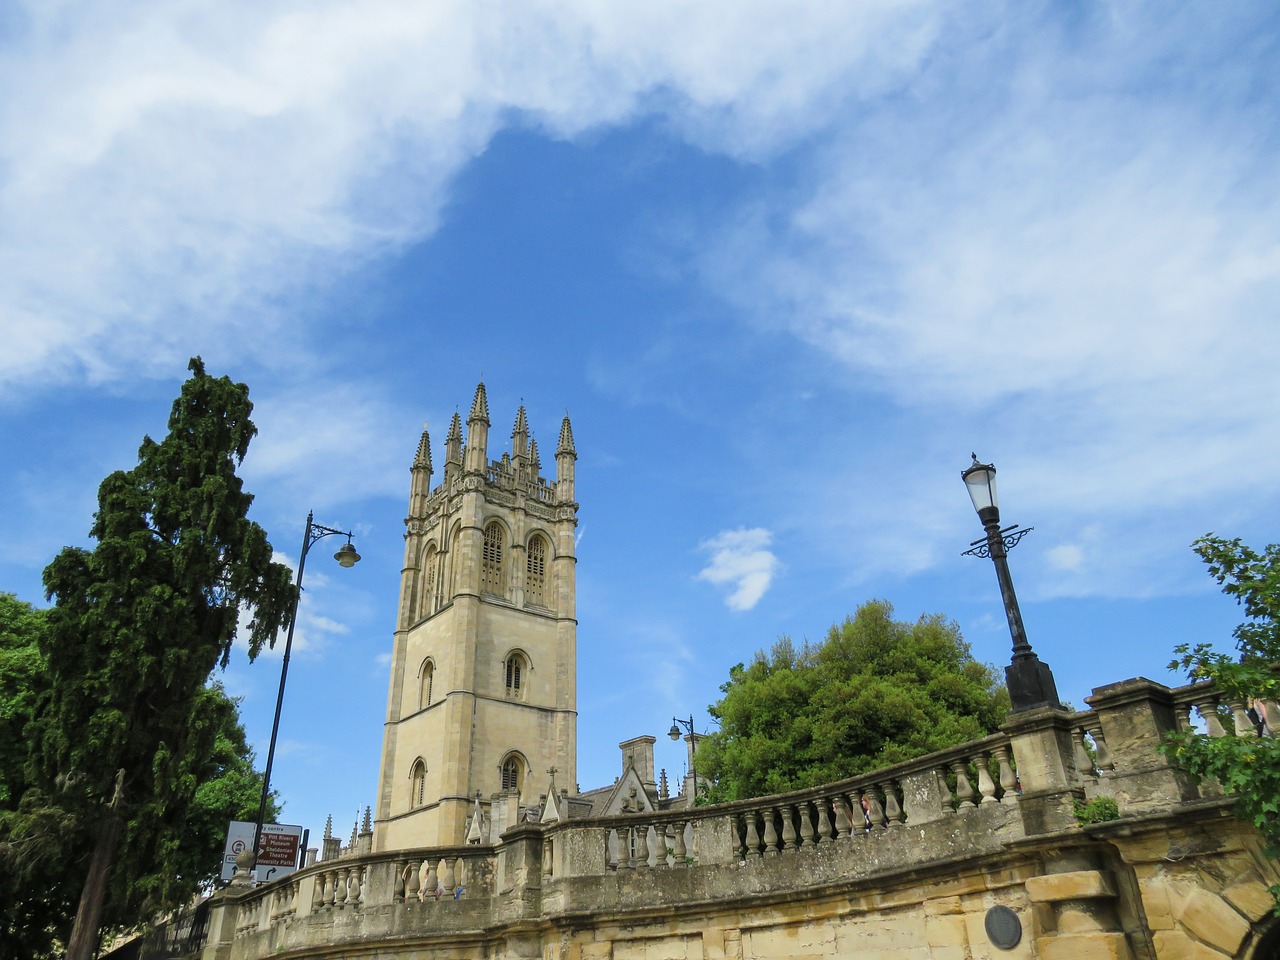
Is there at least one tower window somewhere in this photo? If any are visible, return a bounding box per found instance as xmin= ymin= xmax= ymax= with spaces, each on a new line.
xmin=501 ymin=755 xmax=524 ymax=792
xmin=505 ymin=652 xmax=527 ymax=699
xmin=410 ymin=759 xmax=427 ymax=809
xmin=422 ymin=546 xmax=439 ymax=617
xmin=526 ymin=534 xmax=548 ymax=607
xmin=482 ymin=521 xmax=505 ymax=595
xmin=419 ymin=660 xmax=434 ymax=709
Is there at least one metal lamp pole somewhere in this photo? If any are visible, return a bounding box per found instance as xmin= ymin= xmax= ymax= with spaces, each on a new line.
xmin=250 ymin=511 xmax=361 ymax=878
xmin=668 ymin=715 xmax=698 ymax=801
xmin=961 ymin=455 xmax=1062 ymax=714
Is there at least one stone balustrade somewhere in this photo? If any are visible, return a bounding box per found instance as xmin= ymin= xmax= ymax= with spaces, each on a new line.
xmin=194 ymin=674 xmax=1280 ymax=960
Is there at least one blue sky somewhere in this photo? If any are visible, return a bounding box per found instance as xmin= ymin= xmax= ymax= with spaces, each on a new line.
xmin=2 ymin=1 xmax=1278 ymax=849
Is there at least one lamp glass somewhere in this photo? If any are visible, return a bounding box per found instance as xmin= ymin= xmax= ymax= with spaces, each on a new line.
xmin=962 ymin=460 xmax=998 ymax=514
xmin=668 ymin=724 xmax=682 ymax=741
xmin=334 ymin=542 xmax=361 ymax=568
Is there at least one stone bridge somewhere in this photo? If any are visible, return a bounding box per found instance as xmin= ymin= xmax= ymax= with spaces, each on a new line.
xmin=177 ymin=674 xmax=1279 ymax=960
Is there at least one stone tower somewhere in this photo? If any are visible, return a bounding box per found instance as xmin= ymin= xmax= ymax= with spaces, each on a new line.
xmin=373 ymin=383 xmax=579 ymax=849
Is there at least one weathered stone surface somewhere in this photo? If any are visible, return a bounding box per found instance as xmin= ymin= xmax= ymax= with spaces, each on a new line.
xmin=1172 ymin=888 xmax=1250 ymax=955
xmin=1036 ymin=931 xmax=1133 ymax=960
xmin=1221 ymin=878 xmax=1276 ymax=922
xmin=1025 ymin=870 xmax=1116 ymax=903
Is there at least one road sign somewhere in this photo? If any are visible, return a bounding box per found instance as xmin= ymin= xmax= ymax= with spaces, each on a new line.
xmin=220 ymin=820 xmax=305 ymax=884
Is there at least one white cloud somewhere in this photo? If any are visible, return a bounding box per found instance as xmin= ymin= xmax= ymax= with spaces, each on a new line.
xmin=0 ymin=0 xmax=946 ymax=395
xmin=697 ymin=527 xmax=780 ymax=611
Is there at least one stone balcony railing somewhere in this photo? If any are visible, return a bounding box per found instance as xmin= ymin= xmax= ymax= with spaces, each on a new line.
xmin=196 ymin=674 xmax=1274 ymax=960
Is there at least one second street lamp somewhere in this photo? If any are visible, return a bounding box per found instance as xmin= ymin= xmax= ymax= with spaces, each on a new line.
xmin=961 ymin=455 xmax=1062 ymax=714
xmin=668 ymin=715 xmax=699 ymax=802
xmin=249 ymin=511 xmax=361 ymax=880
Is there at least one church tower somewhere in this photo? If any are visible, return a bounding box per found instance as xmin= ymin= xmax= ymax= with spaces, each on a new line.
xmin=374 ymin=384 xmax=579 ymax=849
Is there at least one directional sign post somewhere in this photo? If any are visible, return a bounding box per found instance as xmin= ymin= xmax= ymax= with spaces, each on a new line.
xmin=220 ymin=820 xmax=305 ymax=884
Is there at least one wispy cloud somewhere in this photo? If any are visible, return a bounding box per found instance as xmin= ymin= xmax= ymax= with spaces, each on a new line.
xmin=697 ymin=527 xmax=780 ymax=611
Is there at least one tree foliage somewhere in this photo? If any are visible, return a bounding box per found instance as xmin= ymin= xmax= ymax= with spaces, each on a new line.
xmin=0 ymin=591 xmax=279 ymax=956
xmin=2 ymin=357 xmax=295 ymax=953
xmin=1163 ymin=536 xmax=1280 ymax=905
xmin=697 ymin=600 xmax=1010 ymax=802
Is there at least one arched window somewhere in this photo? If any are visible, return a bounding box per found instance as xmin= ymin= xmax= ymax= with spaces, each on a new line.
xmin=501 ymin=754 xmax=524 ymax=792
xmin=504 ymin=651 xmax=527 ymax=699
xmin=526 ymin=534 xmax=548 ymax=607
xmin=419 ymin=660 xmax=434 ymax=710
xmin=482 ymin=521 xmax=505 ymax=595
xmin=421 ymin=545 xmax=439 ymax=617
xmin=449 ymin=526 xmax=464 ymax=594
xmin=410 ymin=759 xmax=427 ymax=809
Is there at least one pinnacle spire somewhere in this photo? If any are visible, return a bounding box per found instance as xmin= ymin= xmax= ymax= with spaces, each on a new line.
xmin=512 ymin=405 xmax=530 ymax=459
xmin=468 ymin=381 xmax=490 ymax=424
xmin=529 ymin=437 xmax=541 ymax=474
xmin=413 ymin=427 xmax=432 ymax=472
xmin=557 ymin=415 xmax=576 ymax=457
xmin=447 ymin=411 xmax=462 ymax=442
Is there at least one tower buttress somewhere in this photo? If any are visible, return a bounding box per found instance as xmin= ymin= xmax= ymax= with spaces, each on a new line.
xmin=464 ymin=382 xmax=490 ymax=474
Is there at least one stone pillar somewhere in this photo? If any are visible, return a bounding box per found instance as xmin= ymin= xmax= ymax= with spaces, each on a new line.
xmin=1001 ymin=704 xmax=1080 ymax=835
xmin=1084 ymin=678 xmax=1201 ymax=812
xmin=1026 ymin=865 xmax=1136 ymax=959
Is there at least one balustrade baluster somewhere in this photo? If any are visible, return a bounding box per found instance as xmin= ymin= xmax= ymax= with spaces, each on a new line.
xmin=744 ymin=813 xmax=763 ymax=857
xmin=1083 ymin=721 xmax=1114 ymax=771
xmin=1174 ymin=702 xmax=1194 ymax=733
xmin=951 ymin=759 xmax=976 ymax=809
xmin=1194 ymin=698 xmax=1227 ymax=737
xmin=335 ymin=867 xmax=350 ymax=908
xmin=350 ymin=867 xmax=364 ymax=907
xmin=814 ymin=798 xmax=831 ymax=842
xmin=1258 ymin=699 xmax=1280 ymax=734
xmin=994 ymin=745 xmax=1017 ymax=801
xmin=865 ymin=788 xmax=885 ymax=829
xmin=442 ymin=857 xmax=457 ymax=895
xmin=324 ymin=869 xmax=338 ymax=908
xmin=833 ymin=796 xmax=852 ymax=840
xmin=1229 ymin=700 xmax=1254 ymax=736
xmin=607 ymin=828 xmax=619 ymax=869
xmin=975 ymin=755 xmax=998 ymax=804
xmin=761 ymin=807 xmax=779 ymax=856
xmin=881 ymin=781 xmax=903 ymax=824
xmin=653 ymin=823 xmax=669 ymax=867
xmin=937 ymin=767 xmax=956 ymax=815
xmin=424 ymin=859 xmax=439 ymax=898
xmin=617 ymin=828 xmax=634 ymax=870
xmin=799 ymin=802 xmax=816 ymax=846
xmin=314 ymin=871 xmax=329 ymax=910
xmin=673 ymin=821 xmax=688 ymax=866
xmin=781 ymin=805 xmax=798 ymax=851
xmin=392 ymin=859 xmax=406 ymax=902
xmin=405 ymin=859 xmax=421 ymax=901
xmin=635 ymin=821 xmax=651 ymax=868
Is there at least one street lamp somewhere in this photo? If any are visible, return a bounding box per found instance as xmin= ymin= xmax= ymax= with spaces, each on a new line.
xmin=249 ymin=511 xmax=361 ymax=880
xmin=668 ymin=715 xmax=699 ymax=802
xmin=961 ymin=455 xmax=1062 ymax=714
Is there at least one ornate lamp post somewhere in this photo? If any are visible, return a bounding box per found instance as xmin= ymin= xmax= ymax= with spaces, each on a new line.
xmin=961 ymin=455 xmax=1062 ymax=714
xmin=249 ymin=511 xmax=361 ymax=879
xmin=668 ymin=715 xmax=699 ymax=801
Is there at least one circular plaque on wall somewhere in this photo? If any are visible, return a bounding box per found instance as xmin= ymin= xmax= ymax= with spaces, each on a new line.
xmin=984 ymin=905 xmax=1022 ymax=950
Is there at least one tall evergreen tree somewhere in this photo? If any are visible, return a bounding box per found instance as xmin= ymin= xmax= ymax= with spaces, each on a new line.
xmin=26 ymin=358 xmax=295 ymax=958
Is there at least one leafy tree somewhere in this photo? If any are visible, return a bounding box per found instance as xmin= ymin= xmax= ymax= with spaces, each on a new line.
xmin=10 ymin=358 xmax=295 ymax=959
xmin=1163 ymin=536 xmax=1280 ymax=906
xmin=0 ymin=591 xmax=280 ymax=957
xmin=697 ymin=600 xmax=1010 ymax=802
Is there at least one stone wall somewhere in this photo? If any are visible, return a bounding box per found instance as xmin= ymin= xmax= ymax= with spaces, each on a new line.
xmin=195 ymin=676 xmax=1280 ymax=960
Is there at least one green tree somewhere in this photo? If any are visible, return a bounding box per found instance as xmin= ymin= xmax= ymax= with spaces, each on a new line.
xmin=697 ymin=600 xmax=1010 ymax=802
xmin=0 ymin=590 xmax=281 ymax=957
xmin=14 ymin=358 xmax=295 ymax=959
xmin=1163 ymin=536 xmax=1280 ymax=906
